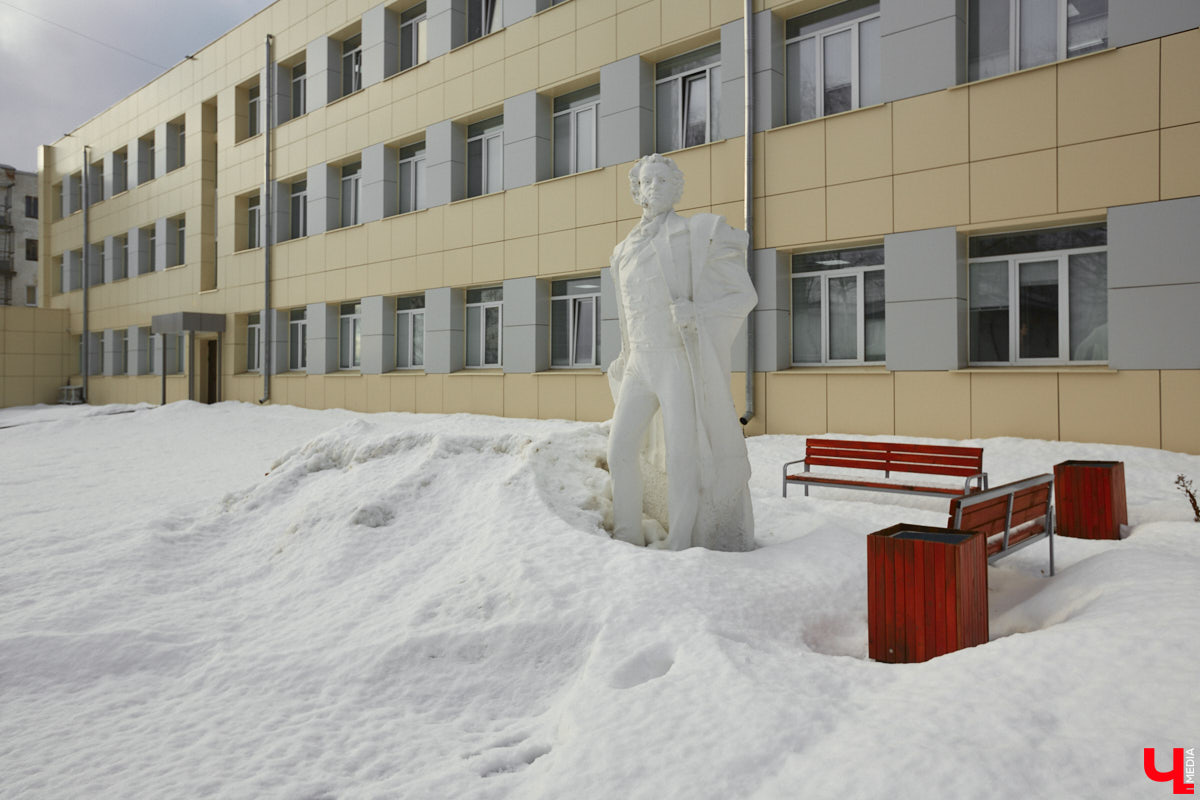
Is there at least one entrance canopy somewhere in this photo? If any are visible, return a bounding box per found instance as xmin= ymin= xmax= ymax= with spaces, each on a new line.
xmin=150 ymin=312 xmax=227 ymax=335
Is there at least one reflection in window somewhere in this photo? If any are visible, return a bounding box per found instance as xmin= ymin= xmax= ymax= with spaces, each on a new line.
xmin=968 ymin=0 xmax=1108 ymax=82
xmin=466 ymin=287 xmax=503 ymax=367
xmin=791 ymin=245 xmax=885 ymax=365
xmin=551 ymin=277 xmax=601 ymax=368
xmin=786 ymin=1 xmax=880 ymax=124
xmin=553 ymin=86 xmax=599 ymax=178
xmin=467 ymin=117 xmax=503 ymax=198
xmin=655 ymin=44 xmax=721 ymax=153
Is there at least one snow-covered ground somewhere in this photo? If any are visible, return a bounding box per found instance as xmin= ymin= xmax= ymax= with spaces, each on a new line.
xmin=1 ymin=401 xmax=1196 ymax=799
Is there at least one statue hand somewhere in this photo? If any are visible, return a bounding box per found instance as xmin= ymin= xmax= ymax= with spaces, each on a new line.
xmin=670 ymin=300 xmax=697 ymax=332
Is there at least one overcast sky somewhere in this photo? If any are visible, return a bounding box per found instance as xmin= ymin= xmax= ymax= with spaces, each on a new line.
xmin=0 ymin=0 xmax=276 ymax=172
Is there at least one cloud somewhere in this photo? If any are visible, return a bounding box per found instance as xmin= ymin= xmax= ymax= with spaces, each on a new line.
xmin=0 ymin=0 xmax=274 ymax=171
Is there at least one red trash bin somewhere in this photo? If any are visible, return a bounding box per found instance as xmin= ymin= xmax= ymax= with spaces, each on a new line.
xmin=867 ymin=524 xmax=989 ymax=664
xmin=1053 ymin=460 xmax=1128 ymax=540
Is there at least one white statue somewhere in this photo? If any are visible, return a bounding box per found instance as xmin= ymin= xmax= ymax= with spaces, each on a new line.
xmin=607 ymin=154 xmax=758 ymax=552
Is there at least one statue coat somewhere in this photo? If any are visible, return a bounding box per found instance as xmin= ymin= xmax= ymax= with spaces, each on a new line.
xmin=607 ymin=210 xmax=758 ymax=551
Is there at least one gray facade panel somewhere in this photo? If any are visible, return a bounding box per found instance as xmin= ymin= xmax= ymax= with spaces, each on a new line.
xmin=424 ymin=287 xmax=465 ymax=373
xmin=305 ymin=302 xmax=340 ymax=374
xmin=1109 ymin=284 xmax=1200 ymax=369
xmin=884 ymin=227 xmax=966 ymax=303
xmin=360 ymin=295 xmax=396 ymax=374
xmin=880 ymin=0 xmax=967 ymax=36
xmin=598 ymin=56 xmax=653 ymax=168
xmin=885 ymin=297 xmax=967 ymax=371
xmin=751 ymin=248 xmax=788 ymax=312
xmin=502 ymin=324 xmax=548 ymax=373
xmin=426 ymin=0 xmax=465 ymax=61
xmin=426 ymin=120 xmax=465 ymax=206
xmin=1109 ymin=196 xmax=1200 ymax=289
xmin=880 ymin=16 xmax=966 ymax=103
xmin=362 ymin=3 xmax=399 ymax=88
xmin=1109 ymin=0 xmax=1200 ymax=48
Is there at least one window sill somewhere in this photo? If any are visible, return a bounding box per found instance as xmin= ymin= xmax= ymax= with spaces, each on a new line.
xmin=329 ymin=369 xmax=362 ymax=376
xmin=781 ymin=365 xmax=889 ymax=374
xmin=457 ymin=367 xmax=503 ymax=374
xmin=953 ymin=365 xmax=1115 ymax=374
xmin=954 ymin=46 xmax=1114 ymax=92
xmin=546 ymin=367 xmax=602 ymax=374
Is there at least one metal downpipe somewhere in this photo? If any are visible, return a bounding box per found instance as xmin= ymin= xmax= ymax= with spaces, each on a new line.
xmin=82 ymin=145 xmax=90 ymax=403
xmin=260 ymin=34 xmax=274 ymax=404
xmin=739 ymin=0 xmax=756 ymax=426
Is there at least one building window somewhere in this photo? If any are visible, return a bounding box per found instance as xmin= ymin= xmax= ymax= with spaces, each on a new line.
xmin=290 ymin=180 xmax=308 ymax=239
xmin=291 ymin=63 xmax=307 ymax=118
xmin=68 ymin=172 xmax=83 ymax=214
xmin=147 ymin=227 xmax=157 ymax=272
xmin=969 ymin=0 xmax=1108 ymax=82
xmin=656 ymin=44 xmax=721 ymax=153
xmin=167 ymin=120 xmax=185 ymax=171
xmin=25 ymin=285 xmax=37 ymax=306
xmin=289 ymin=308 xmax=308 ymax=370
xmin=247 ymin=194 xmax=262 ymax=249
xmin=553 ymin=86 xmax=599 ymax=178
xmin=25 ymin=239 xmax=37 ymax=261
xmin=247 ymin=312 xmax=262 ymax=371
xmin=786 ymin=1 xmax=880 ymax=124
xmin=24 ymin=195 xmax=37 ymax=218
xmin=466 ymin=0 xmax=498 ymax=43
xmin=340 ymin=301 xmax=362 ymax=369
xmin=340 ymin=162 xmax=362 ymax=227
xmin=395 ymin=296 xmax=425 ymax=369
xmin=114 ymin=234 xmax=128 ymax=280
xmin=248 ymin=85 xmax=261 ymax=137
xmin=342 ymin=34 xmax=363 ymax=96
xmin=791 ymin=245 xmax=885 ymax=364
xmin=166 ymin=333 xmax=184 ymax=375
xmin=114 ymin=329 xmax=128 ymax=374
xmin=551 ymin=277 xmax=601 ymax=368
xmin=397 ymin=143 xmax=426 ymax=214
xmin=400 ymin=4 xmax=427 ymax=71
xmin=89 ymin=161 xmax=104 ymax=205
xmin=467 ymin=116 xmax=503 ymax=198
xmin=112 ymin=149 xmax=128 ymax=194
xmin=968 ymin=224 xmax=1107 ymax=364
xmin=465 ymin=287 xmax=503 ymax=367
xmin=171 ymin=217 xmax=186 ymax=266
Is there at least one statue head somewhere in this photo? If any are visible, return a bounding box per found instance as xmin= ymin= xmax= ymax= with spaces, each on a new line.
xmin=629 ymin=154 xmax=685 ymax=217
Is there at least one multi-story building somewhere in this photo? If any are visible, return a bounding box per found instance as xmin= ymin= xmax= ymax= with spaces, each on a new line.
xmin=29 ymin=0 xmax=1200 ymax=453
xmin=0 ymin=165 xmax=40 ymax=307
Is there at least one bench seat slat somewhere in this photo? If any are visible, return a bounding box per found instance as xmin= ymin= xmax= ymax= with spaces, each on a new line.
xmin=805 ymin=457 xmax=984 ymax=478
xmin=809 ymin=439 xmax=984 ymax=459
xmin=806 ymin=449 xmax=983 ymax=470
xmin=788 ymin=475 xmax=967 ymax=495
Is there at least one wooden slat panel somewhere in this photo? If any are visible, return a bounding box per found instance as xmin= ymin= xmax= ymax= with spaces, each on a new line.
xmin=805 ymin=456 xmax=982 ymax=478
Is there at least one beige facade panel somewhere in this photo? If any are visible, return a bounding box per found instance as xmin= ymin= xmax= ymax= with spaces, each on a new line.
xmin=970 ymin=149 xmax=1057 ymax=223
xmin=764 ymin=188 xmax=824 ymax=249
xmin=826 ymin=177 xmax=892 ymax=242
xmin=1058 ymin=371 xmax=1161 ymax=449
xmin=893 ymin=164 xmax=971 ymax=233
xmin=616 ymin=1 xmax=662 ymax=60
xmin=969 ymin=372 xmax=1059 ymax=441
xmin=763 ymin=120 xmax=825 ymax=196
xmin=1162 ymin=371 xmax=1200 ymax=455
xmin=825 ymin=105 xmax=891 ymax=186
xmin=504 ymin=372 xmax=540 ymax=419
xmin=1058 ymin=132 xmax=1159 ymax=213
xmin=576 ymin=373 xmax=616 ymax=422
xmin=892 ymin=88 xmax=969 ymax=174
xmin=894 ymin=371 xmax=973 ymax=441
xmin=538 ymin=372 xmax=577 ymax=420
xmin=826 ymin=373 xmax=894 ymax=436
xmin=1057 ymin=41 xmax=1159 ymax=146
xmin=1159 ymin=29 xmax=1200 ymax=128
xmin=764 ymin=372 xmax=827 ymax=435
xmin=1161 ymin=124 xmax=1200 ymax=201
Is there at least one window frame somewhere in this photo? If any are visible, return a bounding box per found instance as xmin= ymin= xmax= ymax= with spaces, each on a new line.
xmin=147 ymin=227 xmax=157 ymax=272
xmin=465 ymin=287 xmax=503 ymax=368
xmin=247 ymin=312 xmax=262 ymax=372
xmin=790 ymin=246 xmax=886 ymax=366
xmin=114 ymin=329 xmax=128 ymax=375
xmin=25 ymin=238 xmax=37 ymax=261
xmin=785 ymin=3 xmax=881 ymax=124
xmin=342 ymin=34 xmax=363 ymax=97
xmin=24 ymin=195 xmax=38 ymax=219
xmin=291 ymin=62 xmax=307 ymax=118
xmin=466 ymin=117 xmax=504 ymax=198
xmin=247 ymin=85 xmax=261 ymax=137
xmin=551 ymin=277 xmax=601 ymax=369
xmin=395 ymin=296 xmax=426 ymax=370
xmin=466 ymin=0 xmax=498 ymax=43
xmin=968 ymin=0 xmax=1109 ymax=82
xmin=290 ymin=180 xmax=308 ymax=239
xmin=399 ymin=4 xmax=428 ymax=72
xmin=967 ymin=240 xmax=1108 ymax=366
xmin=288 ymin=308 xmax=308 ymax=371
xmin=173 ymin=217 xmax=186 ymax=266
xmin=553 ymin=86 xmax=600 ymax=178
xmin=340 ymin=162 xmax=362 ymax=227
xmin=655 ymin=44 xmax=721 ymax=154
xmin=339 ymin=301 xmax=362 ymax=370
xmin=397 ymin=144 xmax=426 ymax=214
xmin=247 ymin=194 xmax=262 ymax=249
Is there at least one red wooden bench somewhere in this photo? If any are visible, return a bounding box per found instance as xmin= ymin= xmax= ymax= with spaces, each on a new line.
xmin=782 ymin=438 xmax=988 ymax=500
xmin=948 ymin=473 xmax=1055 ymax=575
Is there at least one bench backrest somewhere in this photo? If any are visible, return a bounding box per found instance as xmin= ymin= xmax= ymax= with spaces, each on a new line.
xmin=948 ymin=475 xmax=1054 ymax=535
xmin=805 ymin=438 xmax=984 ymax=478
